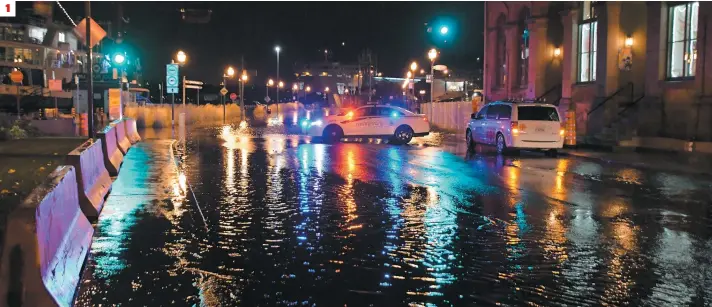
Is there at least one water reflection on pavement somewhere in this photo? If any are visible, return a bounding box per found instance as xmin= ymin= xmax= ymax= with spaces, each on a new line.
xmin=76 ymin=125 xmax=712 ymax=306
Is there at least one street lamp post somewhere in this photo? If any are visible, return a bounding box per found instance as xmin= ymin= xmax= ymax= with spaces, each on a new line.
xmin=240 ymin=72 xmax=248 ymax=122
xmin=428 ymin=48 xmax=437 ymax=103
xmin=176 ymin=50 xmax=187 ymax=114
xmin=406 ymin=71 xmax=412 ymax=108
xmin=410 ymin=61 xmax=418 ymax=104
xmin=305 ymin=85 xmax=311 ymax=104
xmin=292 ymin=83 xmax=298 ymax=102
xmin=275 ymin=46 xmax=281 ymax=116
xmin=224 ymin=66 xmax=235 ymax=123
xmin=170 ymin=50 xmax=187 ymax=126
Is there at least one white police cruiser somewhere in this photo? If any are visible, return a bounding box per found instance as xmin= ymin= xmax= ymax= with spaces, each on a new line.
xmin=305 ymin=105 xmax=431 ymax=144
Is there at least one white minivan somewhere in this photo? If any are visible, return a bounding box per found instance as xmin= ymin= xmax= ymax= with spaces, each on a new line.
xmin=466 ymin=101 xmax=564 ymax=156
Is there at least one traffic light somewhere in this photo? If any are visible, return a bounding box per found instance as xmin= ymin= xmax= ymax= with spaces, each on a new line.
xmin=113 ymin=52 xmax=126 ymax=66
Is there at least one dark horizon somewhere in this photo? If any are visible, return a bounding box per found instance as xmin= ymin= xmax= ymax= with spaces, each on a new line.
xmin=31 ymin=1 xmax=484 ymax=85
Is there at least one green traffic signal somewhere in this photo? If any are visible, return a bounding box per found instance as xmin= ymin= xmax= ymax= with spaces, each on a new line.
xmin=113 ymin=53 xmax=126 ymax=65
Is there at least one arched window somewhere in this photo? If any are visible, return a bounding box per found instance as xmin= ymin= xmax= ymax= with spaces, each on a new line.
xmin=495 ymin=14 xmax=507 ymax=88
xmin=518 ymin=8 xmax=531 ymax=87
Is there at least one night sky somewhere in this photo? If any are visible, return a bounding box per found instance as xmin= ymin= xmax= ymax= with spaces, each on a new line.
xmin=40 ymin=1 xmax=484 ymax=85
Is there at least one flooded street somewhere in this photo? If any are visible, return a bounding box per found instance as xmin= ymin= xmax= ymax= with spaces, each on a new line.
xmin=76 ymin=124 xmax=712 ymax=306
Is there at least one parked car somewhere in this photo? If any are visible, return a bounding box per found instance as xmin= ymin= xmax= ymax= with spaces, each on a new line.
xmin=466 ymin=101 xmax=564 ymax=156
xmin=304 ymin=105 xmax=430 ymax=144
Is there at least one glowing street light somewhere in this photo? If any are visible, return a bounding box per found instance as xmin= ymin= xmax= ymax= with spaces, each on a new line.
xmin=241 ymin=73 xmax=248 ymax=81
xmin=176 ymin=50 xmax=187 ymax=64
xmin=420 ymin=69 xmax=425 ymax=74
xmin=278 ymin=81 xmax=284 ymax=88
xmin=268 ymin=79 xmax=274 ymax=86
xmin=226 ymin=66 xmax=235 ymax=77
xmin=410 ymin=61 xmax=418 ymax=72
xmin=407 ymin=71 xmax=412 ymax=78
xmin=440 ymin=26 xmax=449 ymax=35
xmin=428 ymin=48 xmax=438 ymax=61
xmin=305 ymin=86 xmax=311 ymax=92
xmin=324 ymin=87 xmax=330 ymax=92
xmin=292 ymin=83 xmax=298 ymax=91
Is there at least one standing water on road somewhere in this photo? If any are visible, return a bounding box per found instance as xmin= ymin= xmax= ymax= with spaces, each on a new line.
xmin=76 ymin=125 xmax=712 ymax=306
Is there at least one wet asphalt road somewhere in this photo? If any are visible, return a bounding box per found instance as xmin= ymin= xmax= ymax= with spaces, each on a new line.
xmin=75 ymin=124 xmax=712 ymax=306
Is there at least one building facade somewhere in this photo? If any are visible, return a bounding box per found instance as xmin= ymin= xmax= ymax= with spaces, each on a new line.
xmin=484 ymin=1 xmax=712 ymax=144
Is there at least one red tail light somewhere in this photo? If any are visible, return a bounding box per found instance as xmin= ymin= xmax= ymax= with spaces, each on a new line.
xmin=422 ymin=116 xmax=429 ymax=122
xmin=511 ymin=121 xmax=519 ymax=136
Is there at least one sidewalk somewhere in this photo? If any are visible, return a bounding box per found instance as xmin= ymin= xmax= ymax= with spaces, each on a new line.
xmin=561 ymin=148 xmax=712 ymax=176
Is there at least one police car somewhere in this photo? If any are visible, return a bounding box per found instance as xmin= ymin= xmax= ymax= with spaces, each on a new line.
xmin=304 ymin=105 xmax=431 ymax=144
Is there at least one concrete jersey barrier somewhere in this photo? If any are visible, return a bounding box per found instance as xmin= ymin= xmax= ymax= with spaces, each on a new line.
xmin=0 ymin=166 xmax=94 ymax=307
xmin=113 ymin=120 xmax=131 ymax=155
xmin=98 ymin=125 xmax=123 ymax=176
xmin=66 ymin=139 xmax=112 ymax=220
xmin=124 ymin=117 xmax=142 ymax=144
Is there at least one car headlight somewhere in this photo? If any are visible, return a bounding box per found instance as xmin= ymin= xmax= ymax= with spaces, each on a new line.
xmin=310 ymin=120 xmax=323 ymax=127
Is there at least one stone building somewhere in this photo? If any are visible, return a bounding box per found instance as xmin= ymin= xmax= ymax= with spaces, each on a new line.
xmin=484 ymin=1 xmax=712 ymax=144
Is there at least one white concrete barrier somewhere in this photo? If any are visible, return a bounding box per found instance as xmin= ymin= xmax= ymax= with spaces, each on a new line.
xmin=98 ymin=125 xmax=123 ymax=176
xmin=66 ymin=139 xmax=112 ymax=220
xmin=124 ymin=118 xmax=141 ymax=144
xmin=0 ymin=166 xmax=93 ymax=307
xmin=113 ymin=120 xmax=131 ymax=155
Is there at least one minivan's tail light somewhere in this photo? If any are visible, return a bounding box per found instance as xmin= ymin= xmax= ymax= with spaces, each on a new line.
xmin=511 ymin=121 xmax=519 ymax=136
xmin=422 ymin=116 xmax=429 ymax=122
xmin=559 ymin=123 xmax=565 ymax=137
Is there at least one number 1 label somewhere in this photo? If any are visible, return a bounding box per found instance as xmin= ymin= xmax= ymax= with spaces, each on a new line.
xmin=0 ymin=1 xmax=15 ymax=17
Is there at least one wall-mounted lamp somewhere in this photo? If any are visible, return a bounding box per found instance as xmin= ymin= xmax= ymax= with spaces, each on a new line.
xmin=553 ymin=47 xmax=561 ymax=57
xmin=624 ymin=36 xmax=634 ymax=47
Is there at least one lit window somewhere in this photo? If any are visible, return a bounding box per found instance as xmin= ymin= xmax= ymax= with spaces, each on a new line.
xmin=578 ymin=1 xmax=598 ymax=82
xmin=28 ymin=27 xmax=46 ymax=44
xmin=58 ymin=32 xmax=65 ymax=43
xmin=667 ymin=2 xmax=698 ymax=79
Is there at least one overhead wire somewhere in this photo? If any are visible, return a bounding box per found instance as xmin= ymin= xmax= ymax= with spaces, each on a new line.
xmin=55 ymin=1 xmax=77 ymax=27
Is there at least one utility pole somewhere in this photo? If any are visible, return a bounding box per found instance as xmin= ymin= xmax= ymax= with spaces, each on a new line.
xmin=85 ymin=1 xmax=94 ymax=138
xmin=222 ymin=77 xmax=225 ymax=123
xmin=240 ymin=55 xmax=245 ymax=122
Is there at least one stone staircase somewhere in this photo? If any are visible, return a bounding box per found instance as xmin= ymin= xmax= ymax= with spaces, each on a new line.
xmin=585 ymin=83 xmax=645 ymax=148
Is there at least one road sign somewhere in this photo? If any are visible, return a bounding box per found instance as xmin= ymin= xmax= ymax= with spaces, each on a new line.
xmin=426 ymin=74 xmax=433 ymax=83
xmin=185 ymin=84 xmax=202 ymax=89
xmin=229 ymin=93 xmax=237 ymax=101
xmin=220 ymin=88 xmax=228 ymax=96
xmin=264 ymin=96 xmax=271 ymax=103
xmin=10 ymin=70 xmax=23 ymax=83
xmin=184 ymin=80 xmax=204 ymax=86
xmin=166 ymin=64 xmax=179 ymax=94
